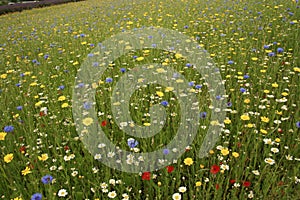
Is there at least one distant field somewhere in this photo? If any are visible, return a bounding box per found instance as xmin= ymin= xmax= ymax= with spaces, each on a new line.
xmin=0 ymin=0 xmax=299 ymax=199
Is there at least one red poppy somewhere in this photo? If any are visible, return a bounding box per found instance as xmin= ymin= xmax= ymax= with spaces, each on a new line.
xmin=39 ymin=111 xmax=45 ymax=116
xmin=64 ymin=145 xmax=69 ymax=151
xmin=142 ymin=172 xmax=151 ymax=180
xmin=229 ymin=179 xmax=236 ymax=184
xmin=278 ymin=128 xmax=283 ymax=133
xmin=243 ymin=181 xmax=251 ymax=187
xmin=210 ymin=165 xmax=220 ymax=175
xmin=19 ymin=146 xmax=26 ymax=154
xmin=215 ymin=184 xmax=220 ymax=190
xmin=166 ymin=166 xmax=174 ymax=173
xmin=101 ymin=120 xmax=107 ymax=127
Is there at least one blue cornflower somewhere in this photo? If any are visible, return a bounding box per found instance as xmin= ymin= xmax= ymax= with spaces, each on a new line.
xmin=120 ymin=68 xmax=126 ymax=73
xmin=127 ymin=138 xmax=138 ymax=148
xmin=244 ymin=75 xmax=250 ymax=79
xmin=263 ymin=45 xmax=270 ymax=49
xmin=133 ymin=55 xmax=138 ymax=59
xmin=186 ymin=63 xmax=192 ymax=67
xmin=216 ymin=95 xmax=221 ymax=100
xmin=83 ymin=102 xmax=92 ymax=110
xmin=16 ymin=83 xmax=21 ymax=87
xmin=199 ymin=112 xmax=207 ymax=119
xmin=31 ymin=193 xmax=42 ymax=200
xmin=44 ymin=54 xmax=49 ymax=60
xmin=268 ymin=52 xmax=275 ymax=57
xmin=17 ymin=106 xmax=23 ymax=110
xmin=106 ymin=77 xmax=113 ymax=83
xmin=41 ymin=175 xmax=53 ymax=184
xmin=195 ymin=85 xmax=202 ymax=89
xmin=163 ymin=149 xmax=170 ymax=155
xmin=188 ymin=82 xmax=194 ymax=86
xmin=92 ymin=62 xmax=99 ymax=67
xmin=77 ymin=83 xmax=84 ymax=88
xmin=227 ymin=102 xmax=232 ymax=107
xmin=58 ymin=85 xmax=65 ymax=90
xmin=296 ymin=121 xmax=300 ymax=128
xmin=277 ymin=48 xmax=284 ymax=53
xmin=4 ymin=125 xmax=14 ymax=132
xmin=240 ymin=88 xmax=246 ymax=93
xmin=228 ymin=60 xmax=234 ymax=64
xmin=161 ymin=101 xmax=169 ymax=106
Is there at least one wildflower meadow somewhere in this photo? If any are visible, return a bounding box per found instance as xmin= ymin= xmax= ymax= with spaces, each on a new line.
xmin=0 ymin=0 xmax=299 ymax=199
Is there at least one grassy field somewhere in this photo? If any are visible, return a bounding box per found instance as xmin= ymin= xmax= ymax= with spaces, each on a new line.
xmin=0 ymin=0 xmax=299 ymax=199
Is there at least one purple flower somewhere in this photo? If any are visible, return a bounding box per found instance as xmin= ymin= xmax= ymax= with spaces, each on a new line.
xmin=228 ymin=60 xmax=234 ymax=64
xmin=188 ymin=82 xmax=194 ymax=86
xmin=227 ymin=102 xmax=232 ymax=107
xmin=41 ymin=175 xmax=53 ymax=184
xmin=31 ymin=193 xmax=42 ymax=200
xmin=4 ymin=125 xmax=14 ymax=132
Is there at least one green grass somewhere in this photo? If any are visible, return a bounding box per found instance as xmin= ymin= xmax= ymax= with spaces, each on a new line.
xmin=0 ymin=0 xmax=299 ymax=199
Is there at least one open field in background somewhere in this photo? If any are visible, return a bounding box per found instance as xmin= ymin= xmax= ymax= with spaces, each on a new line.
xmin=0 ymin=0 xmax=299 ymax=199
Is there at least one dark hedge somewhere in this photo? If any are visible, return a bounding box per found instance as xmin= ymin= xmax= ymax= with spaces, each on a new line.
xmin=0 ymin=0 xmax=85 ymax=15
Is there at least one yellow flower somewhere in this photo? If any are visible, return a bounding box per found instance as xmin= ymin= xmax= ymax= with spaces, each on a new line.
xmin=244 ymin=99 xmax=250 ymax=104
xmin=200 ymin=164 xmax=205 ymax=169
xmin=38 ymin=153 xmax=49 ymax=161
xmin=251 ymin=57 xmax=258 ymax=61
xmin=136 ymin=57 xmax=144 ymax=61
xmin=240 ymin=114 xmax=250 ymax=121
xmin=0 ymin=132 xmax=7 ymax=140
xmin=12 ymin=197 xmax=23 ymax=200
xmin=232 ymin=152 xmax=239 ymax=158
xmin=175 ymin=53 xmax=183 ymax=59
xmin=260 ymin=129 xmax=268 ymax=134
xmin=281 ymin=92 xmax=288 ymax=96
xmin=221 ymin=148 xmax=229 ymax=156
xmin=184 ymin=157 xmax=193 ymax=166
xmin=293 ymin=67 xmax=300 ymax=72
xmin=35 ymin=101 xmax=43 ymax=107
xmin=157 ymin=181 xmax=162 ymax=186
xmin=82 ymin=117 xmax=93 ymax=126
xmin=21 ymin=166 xmax=31 ymax=176
xmin=264 ymin=90 xmax=270 ymax=94
xmin=143 ymin=123 xmax=151 ymax=126
xmin=276 ymin=110 xmax=282 ymax=115
xmin=209 ymin=150 xmax=214 ymax=154
xmin=4 ymin=153 xmax=13 ymax=163
xmin=247 ymin=123 xmax=254 ymax=128
xmin=165 ymin=87 xmax=174 ymax=92
xmin=224 ymin=118 xmax=231 ymax=124
xmin=275 ymin=138 xmax=280 ymax=143
xmin=195 ymin=181 xmax=202 ymax=187
xmin=0 ymin=74 xmax=7 ymax=79
xmin=156 ymin=91 xmax=164 ymax=97
xmin=58 ymin=96 xmax=66 ymax=101
xmin=61 ymin=103 xmax=69 ymax=108
xmin=261 ymin=116 xmax=270 ymax=123
xmin=272 ymin=83 xmax=278 ymax=88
